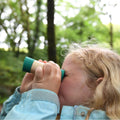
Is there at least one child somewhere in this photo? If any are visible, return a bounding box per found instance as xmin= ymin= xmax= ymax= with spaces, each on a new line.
xmin=1 ymin=45 xmax=120 ymax=120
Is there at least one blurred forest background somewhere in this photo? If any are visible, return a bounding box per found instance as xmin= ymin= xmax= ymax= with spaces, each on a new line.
xmin=0 ymin=0 xmax=120 ymax=105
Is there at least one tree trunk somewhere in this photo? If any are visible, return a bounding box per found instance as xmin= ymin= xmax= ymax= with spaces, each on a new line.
xmin=109 ymin=15 xmax=113 ymax=49
xmin=47 ymin=0 xmax=56 ymax=62
xmin=31 ymin=0 xmax=42 ymax=56
xmin=15 ymin=30 xmax=24 ymax=57
xmin=24 ymin=0 xmax=32 ymax=57
xmin=19 ymin=0 xmax=31 ymax=56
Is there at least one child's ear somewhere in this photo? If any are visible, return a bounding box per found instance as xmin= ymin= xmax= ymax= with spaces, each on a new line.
xmin=96 ymin=77 xmax=103 ymax=85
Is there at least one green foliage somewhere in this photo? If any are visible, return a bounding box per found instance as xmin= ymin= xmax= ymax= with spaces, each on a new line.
xmin=0 ymin=50 xmax=25 ymax=103
xmin=33 ymin=47 xmax=48 ymax=60
xmin=0 ymin=0 xmax=120 ymax=105
xmin=0 ymin=51 xmax=24 ymax=86
xmin=56 ymin=47 xmax=67 ymax=67
xmin=0 ymin=96 xmax=8 ymax=104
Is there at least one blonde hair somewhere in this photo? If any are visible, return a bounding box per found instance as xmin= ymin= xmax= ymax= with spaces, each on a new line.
xmin=68 ymin=45 xmax=120 ymax=119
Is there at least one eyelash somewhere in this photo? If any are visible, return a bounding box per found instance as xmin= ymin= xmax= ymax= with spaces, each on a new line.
xmin=64 ymin=73 xmax=67 ymax=77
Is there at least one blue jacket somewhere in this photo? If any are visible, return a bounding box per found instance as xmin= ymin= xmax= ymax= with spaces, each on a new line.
xmin=0 ymin=87 xmax=109 ymax=120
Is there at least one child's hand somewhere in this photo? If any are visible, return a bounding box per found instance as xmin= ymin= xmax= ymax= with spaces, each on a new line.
xmin=20 ymin=73 xmax=34 ymax=93
xmin=32 ymin=61 xmax=61 ymax=95
xmin=20 ymin=59 xmax=46 ymax=93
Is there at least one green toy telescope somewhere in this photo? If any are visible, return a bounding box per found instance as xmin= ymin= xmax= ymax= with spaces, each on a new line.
xmin=22 ymin=57 xmax=65 ymax=81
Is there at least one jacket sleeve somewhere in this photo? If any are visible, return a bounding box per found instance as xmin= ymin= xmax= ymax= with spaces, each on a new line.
xmin=0 ymin=87 xmax=21 ymax=120
xmin=4 ymin=89 xmax=60 ymax=120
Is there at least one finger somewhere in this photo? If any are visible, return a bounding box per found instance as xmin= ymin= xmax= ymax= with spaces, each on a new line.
xmin=23 ymin=73 xmax=34 ymax=81
xmin=46 ymin=62 xmax=61 ymax=80
xmin=48 ymin=61 xmax=60 ymax=69
xmin=34 ymin=66 xmax=43 ymax=81
xmin=43 ymin=63 xmax=52 ymax=76
xmin=43 ymin=60 xmax=47 ymax=63
xmin=38 ymin=59 xmax=47 ymax=63
xmin=38 ymin=59 xmax=43 ymax=62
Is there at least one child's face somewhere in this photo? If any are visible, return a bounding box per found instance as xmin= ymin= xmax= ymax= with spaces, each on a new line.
xmin=58 ymin=54 xmax=94 ymax=107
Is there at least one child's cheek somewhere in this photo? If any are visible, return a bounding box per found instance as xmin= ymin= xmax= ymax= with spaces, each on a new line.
xmin=61 ymin=79 xmax=74 ymax=96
